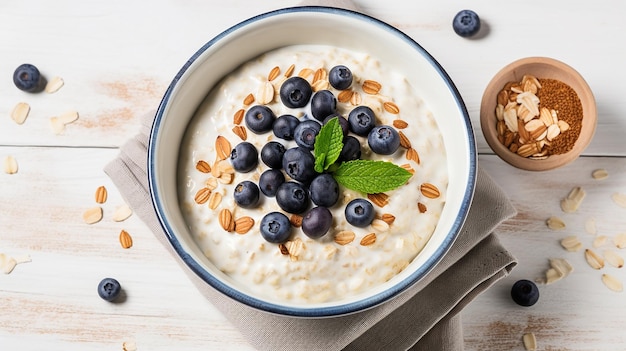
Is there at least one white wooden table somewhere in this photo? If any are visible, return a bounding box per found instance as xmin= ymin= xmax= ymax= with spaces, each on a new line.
xmin=1 ymin=1 xmax=625 ymax=350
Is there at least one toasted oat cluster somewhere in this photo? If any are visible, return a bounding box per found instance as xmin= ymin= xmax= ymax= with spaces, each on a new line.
xmin=178 ymin=45 xmax=448 ymax=303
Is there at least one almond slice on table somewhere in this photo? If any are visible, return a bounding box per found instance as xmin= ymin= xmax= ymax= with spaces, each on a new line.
xmin=604 ymin=250 xmax=624 ymax=268
xmin=45 ymin=76 xmax=64 ymax=93
xmin=83 ymin=206 xmax=103 ymax=224
xmin=11 ymin=102 xmax=30 ymax=124
xmin=112 ymin=204 xmax=133 ymax=222
xmin=3 ymin=155 xmax=18 ymax=174
xmin=584 ymin=249 xmax=604 ymax=270
xmin=601 ymin=274 xmax=623 ymax=292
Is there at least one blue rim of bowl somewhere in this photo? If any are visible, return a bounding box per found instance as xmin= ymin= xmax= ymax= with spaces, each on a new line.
xmin=148 ymin=5 xmax=477 ymax=317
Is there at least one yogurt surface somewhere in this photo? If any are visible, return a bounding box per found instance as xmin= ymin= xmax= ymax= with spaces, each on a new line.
xmin=178 ymin=44 xmax=448 ymax=304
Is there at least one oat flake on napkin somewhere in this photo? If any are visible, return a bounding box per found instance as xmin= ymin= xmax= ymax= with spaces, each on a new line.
xmin=104 ymin=3 xmax=517 ymax=351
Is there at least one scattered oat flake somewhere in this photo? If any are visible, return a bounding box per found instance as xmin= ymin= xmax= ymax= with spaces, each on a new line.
xmin=591 ymin=168 xmax=608 ymax=180
xmin=122 ymin=341 xmax=137 ymax=351
xmin=601 ymin=274 xmax=623 ymax=292
xmin=614 ymin=233 xmax=626 ymax=249
xmin=560 ymin=236 xmax=582 ymax=252
xmin=593 ymin=235 xmax=608 ymax=248
xmin=83 ymin=206 xmax=103 ymax=224
xmin=3 ymin=155 xmax=18 ymax=174
xmin=11 ymin=102 xmax=30 ymax=124
xmin=59 ymin=110 xmax=79 ymax=124
xmin=523 ymin=332 xmax=537 ymax=350
xmin=0 ymin=253 xmax=17 ymax=274
xmin=611 ymin=193 xmax=626 ymax=208
xmin=112 ymin=204 xmax=133 ymax=222
xmin=603 ymin=250 xmax=624 ymax=268
xmin=560 ymin=186 xmax=585 ymax=213
xmin=584 ymin=249 xmax=604 ymax=270
xmin=546 ymin=216 xmax=565 ymax=230
xmin=45 ymin=76 xmax=64 ymax=93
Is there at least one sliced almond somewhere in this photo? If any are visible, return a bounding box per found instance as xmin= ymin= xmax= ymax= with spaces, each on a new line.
xmin=516 ymin=91 xmax=540 ymax=117
xmin=591 ymin=169 xmax=608 ymax=180
xmin=284 ymin=64 xmax=295 ymax=78
xmin=195 ymin=160 xmax=211 ymax=173
xmin=524 ymin=119 xmax=544 ymax=132
xmin=383 ymin=101 xmax=400 ymax=114
xmin=215 ymin=136 xmax=231 ymax=161
xmin=497 ymin=90 xmax=509 ymax=106
xmin=83 ymin=206 xmax=103 ymax=224
xmin=417 ymin=202 xmax=427 ymax=213
xmin=3 ymin=155 xmax=18 ymax=174
xmin=398 ymin=131 xmax=412 ymax=149
xmin=243 ymin=93 xmax=255 ymax=106
xmin=603 ymin=250 xmax=624 ymax=268
xmin=560 ymin=236 xmax=582 ymax=252
xmin=59 ymin=110 xmax=79 ymax=124
xmin=522 ymin=332 xmax=537 ymax=351
xmin=560 ymin=186 xmax=586 ymax=213
xmin=613 ymin=233 xmax=626 ymax=249
xmin=11 ymin=102 xmax=30 ymax=124
xmin=360 ymin=233 xmax=377 ymax=246
xmin=362 ymin=80 xmax=381 ymax=95
xmin=232 ymin=125 xmax=247 ymax=141
xmin=557 ymin=119 xmax=570 ymax=132
xmin=585 ymin=249 xmax=604 ymax=270
xmin=337 ymin=90 xmax=353 ymax=103
xmin=601 ymin=274 xmax=623 ymax=292
xmin=367 ymin=193 xmax=389 ymax=207
xmin=218 ymin=208 xmax=235 ymax=232
xmin=545 ymin=124 xmax=561 ymax=141
xmin=45 ymin=76 xmax=64 ymax=93
xmin=112 ymin=204 xmax=133 ymax=222
xmin=119 ymin=230 xmax=133 ymax=249
xmin=234 ymin=216 xmax=254 ymax=234
xmin=233 ymin=109 xmax=245 ymax=125
xmin=420 ymin=183 xmax=440 ymax=199
xmin=1 ymin=254 xmax=18 ymax=274
xmin=267 ymin=66 xmax=280 ymax=81
xmin=380 ymin=213 xmax=396 ymax=225
xmin=194 ymin=187 xmax=211 ymax=204
xmin=334 ymin=231 xmax=355 ymax=245
xmin=546 ymin=216 xmax=566 ymax=230
xmin=406 ymin=148 xmax=420 ymax=164
xmin=611 ymin=193 xmax=626 ymax=208
xmin=95 ymin=186 xmax=108 ymax=204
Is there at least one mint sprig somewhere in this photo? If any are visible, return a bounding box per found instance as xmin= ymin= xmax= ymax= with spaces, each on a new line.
xmin=312 ymin=117 xmax=412 ymax=194
xmin=333 ymin=160 xmax=412 ymax=194
xmin=313 ymin=117 xmax=344 ymax=173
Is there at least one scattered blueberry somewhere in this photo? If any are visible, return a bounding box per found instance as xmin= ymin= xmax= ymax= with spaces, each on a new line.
xmin=97 ymin=277 xmax=122 ymax=302
xmin=233 ymin=180 xmax=260 ymax=208
xmin=230 ymin=142 xmax=258 ymax=172
xmin=260 ymin=141 xmax=286 ymax=169
xmin=324 ymin=113 xmax=349 ymax=136
xmin=294 ymin=120 xmax=321 ymax=150
xmin=348 ymin=106 xmax=376 ymax=136
xmin=511 ymin=279 xmax=539 ymax=307
xmin=260 ymin=212 xmax=292 ymax=243
xmin=259 ymin=169 xmax=285 ymax=197
xmin=367 ymin=125 xmax=400 ymax=155
xmin=13 ymin=63 xmax=45 ymax=93
xmin=345 ymin=198 xmax=375 ymax=227
xmin=329 ymin=65 xmax=353 ymax=90
xmin=282 ymin=147 xmax=317 ymax=183
xmin=310 ymin=90 xmax=337 ymax=121
xmin=273 ymin=114 xmax=300 ymax=140
xmin=245 ymin=105 xmax=276 ymax=134
xmin=301 ymin=206 xmax=333 ymax=239
xmin=339 ymin=135 xmax=362 ymax=162
xmin=309 ymin=173 xmax=339 ymax=207
xmin=279 ymin=76 xmax=312 ymax=108
xmin=276 ymin=181 xmax=310 ymax=214
xmin=452 ymin=10 xmax=481 ymax=38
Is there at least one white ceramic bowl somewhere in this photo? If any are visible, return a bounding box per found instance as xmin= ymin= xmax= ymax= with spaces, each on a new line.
xmin=148 ymin=6 xmax=477 ymax=317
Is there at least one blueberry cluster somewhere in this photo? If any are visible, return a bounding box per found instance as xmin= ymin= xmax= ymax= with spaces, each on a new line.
xmin=229 ymin=65 xmax=402 ymax=244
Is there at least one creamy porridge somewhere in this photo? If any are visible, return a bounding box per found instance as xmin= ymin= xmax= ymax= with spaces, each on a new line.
xmin=178 ymin=45 xmax=448 ymax=304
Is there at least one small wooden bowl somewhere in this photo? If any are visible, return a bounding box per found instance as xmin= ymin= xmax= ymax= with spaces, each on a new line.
xmin=480 ymin=57 xmax=597 ymax=171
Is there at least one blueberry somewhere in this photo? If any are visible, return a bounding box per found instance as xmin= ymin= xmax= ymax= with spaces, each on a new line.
xmin=310 ymin=90 xmax=337 ymax=121
xmin=97 ymin=277 xmax=122 ymax=302
xmin=282 ymin=147 xmax=316 ymax=183
xmin=276 ymin=181 xmax=310 ymax=214
xmin=279 ymin=76 xmax=312 ymax=108
xmin=260 ymin=212 xmax=291 ymax=243
xmin=367 ymin=125 xmax=400 ymax=155
xmin=452 ymin=10 xmax=481 ymax=38
xmin=260 ymin=141 xmax=286 ymax=169
xmin=259 ymin=169 xmax=285 ymax=197
xmin=309 ymin=173 xmax=339 ymax=207
xmin=294 ymin=120 xmax=321 ymax=150
xmin=233 ymin=180 xmax=260 ymax=208
xmin=339 ymin=135 xmax=362 ymax=162
xmin=301 ymin=206 xmax=333 ymax=239
xmin=324 ymin=113 xmax=349 ymax=136
xmin=348 ymin=106 xmax=376 ymax=136
xmin=273 ymin=114 xmax=300 ymax=140
xmin=345 ymin=198 xmax=375 ymax=227
xmin=329 ymin=65 xmax=353 ymax=90
xmin=511 ymin=279 xmax=539 ymax=307
xmin=230 ymin=142 xmax=258 ymax=173
xmin=13 ymin=63 xmax=45 ymax=93
xmin=245 ymin=105 xmax=276 ymax=134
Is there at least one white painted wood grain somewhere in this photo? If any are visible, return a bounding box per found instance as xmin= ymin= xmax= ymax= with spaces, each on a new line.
xmin=1 ymin=1 xmax=625 ymax=350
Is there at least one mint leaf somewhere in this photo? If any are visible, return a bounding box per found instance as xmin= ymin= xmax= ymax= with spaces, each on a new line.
xmin=333 ymin=160 xmax=412 ymax=194
xmin=313 ymin=117 xmax=344 ymax=173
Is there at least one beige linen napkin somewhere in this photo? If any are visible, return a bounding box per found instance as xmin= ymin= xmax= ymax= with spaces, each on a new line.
xmin=105 ymin=108 xmax=516 ymax=350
